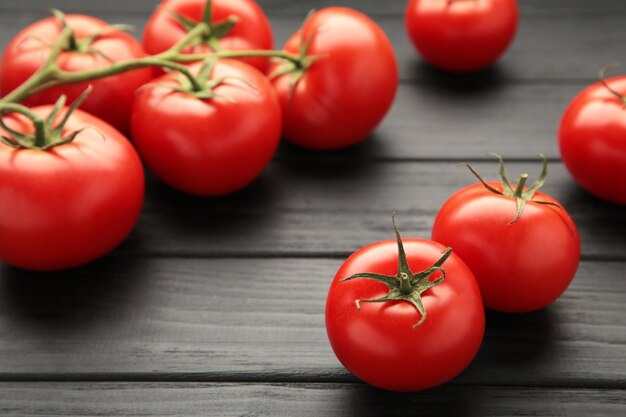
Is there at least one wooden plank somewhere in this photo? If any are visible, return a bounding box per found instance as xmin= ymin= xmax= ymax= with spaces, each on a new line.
xmin=0 ymin=6 xmax=625 ymax=82
xmin=292 ymin=81 xmax=578 ymax=160
xmin=0 ymin=258 xmax=624 ymax=387
xmin=0 ymin=383 xmax=625 ymax=417
xmin=0 ymin=11 xmax=594 ymax=159
xmin=0 ymin=9 xmax=587 ymax=160
xmin=113 ymin=162 xmax=625 ymax=259
xmin=1 ymin=0 xmax=625 ymax=15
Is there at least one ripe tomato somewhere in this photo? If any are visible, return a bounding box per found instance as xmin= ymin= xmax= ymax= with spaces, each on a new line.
xmin=405 ymin=0 xmax=518 ymax=72
xmin=559 ymin=74 xmax=626 ymax=204
xmin=431 ymin=156 xmax=580 ymax=312
xmin=143 ymin=0 xmax=273 ymax=73
xmin=131 ymin=59 xmax=281 ymax=196
xmin=326 ymin=218 xmax=484 ymax=392
xmin=0 ymin=106 xmax=144 ymax=271
xmin=0 ymin=14 xmax=152 ymax=134
xmin=270 ymin=7 xmax=398 ymax=150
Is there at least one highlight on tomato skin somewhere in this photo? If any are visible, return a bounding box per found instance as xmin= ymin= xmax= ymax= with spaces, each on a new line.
xmin=405 ymin=0 xmax=519 ymax=73
xmin=269 ymin=7 xmax=398 ymax=151
xmin=0 ymin=106 xmax=145 ymax=272
xmin=559 ymin=72 xmax=626 ymax=205
xmin=0 ymin=14 xmax=152 ymax=134
xmin=325 ymin=219 xmax=485 ymax=392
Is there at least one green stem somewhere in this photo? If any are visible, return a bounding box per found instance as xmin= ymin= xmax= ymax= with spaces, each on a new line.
xmin=399 ymin=273 xmax=412 ymax=294
xmin=1 ymin=25 xmax=210 ymax=103
xmin=513 ymin=174 xmax=529 ymax=197
xmin=1 ymin=27 xmax=73 ymax=103
xmin=33 ymin=118 xmax=47 ymax=148
xmin=202 ymin=0 xmax=213 ymax=25
xmin=34 ymin=58 xmax=204 ymax=94
xmin=162 ymin=23 xmax=210 ymax=56
xmin=0 ymin=102 xmax=48 ymax=147
xmin=0 ymin=17 xmax=303 ymax=104
xmin=209 ymin=49 xmax=301 ymax=66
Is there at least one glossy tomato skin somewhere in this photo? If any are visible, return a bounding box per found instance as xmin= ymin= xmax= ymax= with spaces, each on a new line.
xmin=0 ymin=15 xmax=152 ymax=134
xmin=143 ymin=0 xmax=273 ymax=73
xmin=559 ymin=77 xmax=626 ymax=204
xmin=131 ymin=59 xmax=281 ymax=196
xmin=0 ymin=108 xmax=144 ymax=271
xmin=271 ymin=7 xmax=398 ymax=150
xmin=405 ymin=0 xmax=518 ymax=72
xmin=326 ymin=239 xmax=484 ymax=392
xmin=432 ymin=182 xmax=580 ymax=312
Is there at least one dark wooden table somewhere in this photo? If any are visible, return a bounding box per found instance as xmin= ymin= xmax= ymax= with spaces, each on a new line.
xmin=1 ymin=0 xmax=625 ymax=415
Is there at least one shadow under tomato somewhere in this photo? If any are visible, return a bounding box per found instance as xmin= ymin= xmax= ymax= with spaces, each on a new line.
xmin=0 ymin=254 xmax=145 ymax=336
xmin=338 ymin=383 xmax=474 ymax=417
xmin=125 ymin=167 xmax=282 ymax=256
xmin=458 ymin=307 xmax=559 ymax=385
xmin=557 ymin=180 xmax=626 ymax=260
xmin=119 ymin=132 xmax=391 ymax=258
xmin=276 ymin=132 xmax=390 ymax=166
xmin=410 ymin=59 xmax=508 ymax=94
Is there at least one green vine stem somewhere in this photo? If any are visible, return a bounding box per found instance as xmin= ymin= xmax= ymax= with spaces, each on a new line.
xmin=597 ymin=63 xmax=626 ymax=107
xmin=0 ymin=2 xmax=309 ymax=106
xmin=1 ymin=23 xmax=211 ymax=103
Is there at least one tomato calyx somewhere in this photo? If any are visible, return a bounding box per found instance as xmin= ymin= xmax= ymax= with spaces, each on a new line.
xmin=464 ymin=153 xmax=561 ymax=224
xmin=268 ymin=11 xmax=327 ymax=97
xmin=0 ymin=86 xmax=91 ymax=150
xmin=341 ymin=215 xmax=452 ymax=328
xmin=51 ymin=9 xmax=133 ymax=61
xmin=149 ymin=57 xmax=258 ymax=101
xmin=597 ymin=63 xmax=626 ymax=108
xmin=162 ymin=0 xmax=239 ymax=52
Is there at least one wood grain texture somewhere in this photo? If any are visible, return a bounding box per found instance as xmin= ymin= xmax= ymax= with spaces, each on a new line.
xmin=1 ymin=0 xmax=625 ymax=14
xmin=0 ymin=1 xmax=625 ymax=415
xmin=1 ymin=383 xmax=625 ymax=417
xmin=0 ymin=8 xmax=622 ymax=160
xmin=0 ymin=2 xmax=625 ymax=82
xmin=0 ymin=7 xmax=589 ymax=160
xmin=0 ymin=258 xmax=624 ymax=387
xmin=112 ymin=162 xmax=625 ymax=259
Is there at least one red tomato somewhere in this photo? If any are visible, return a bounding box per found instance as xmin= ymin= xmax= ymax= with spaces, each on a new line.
xmin=0 ymin=107 xmax=144 ymax=271
xmin=270 ymin=7 xmax=398 ymax=150
xmin=559 ymin=75 xmax=626 ymax=204
xmin=326 ymin=220 xmax=484 ymax=392
xmin=0 ymin=15 xmax=152 ymax=134
xmin=143 ymin=0 xmax=273 ymax=73
xmin=405 ymin=0 xmax=518 ymax=72
xmin=131 ymin=59 xmax=281 ymax=196
xmin=431 ymin=158 xmax=580 ymax=312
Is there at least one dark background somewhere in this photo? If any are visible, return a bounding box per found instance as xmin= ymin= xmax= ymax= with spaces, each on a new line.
xmin=0 ymin=0 xmax=625 ymax=415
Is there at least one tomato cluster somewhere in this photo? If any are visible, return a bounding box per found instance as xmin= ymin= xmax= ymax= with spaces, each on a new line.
xmin=326 ymin=0 xmax=625 ymax=393
xmin=0 ymin=0 xmax=619 ymax=396
xmin=327 ymin=155 xmax=580 ymax=391
xmin=0 ymin=1 xmax=398 ymax=269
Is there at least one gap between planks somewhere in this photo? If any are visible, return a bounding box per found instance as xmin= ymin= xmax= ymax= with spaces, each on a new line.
xmin=0 ymin=373 xmax=624 ymax=391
